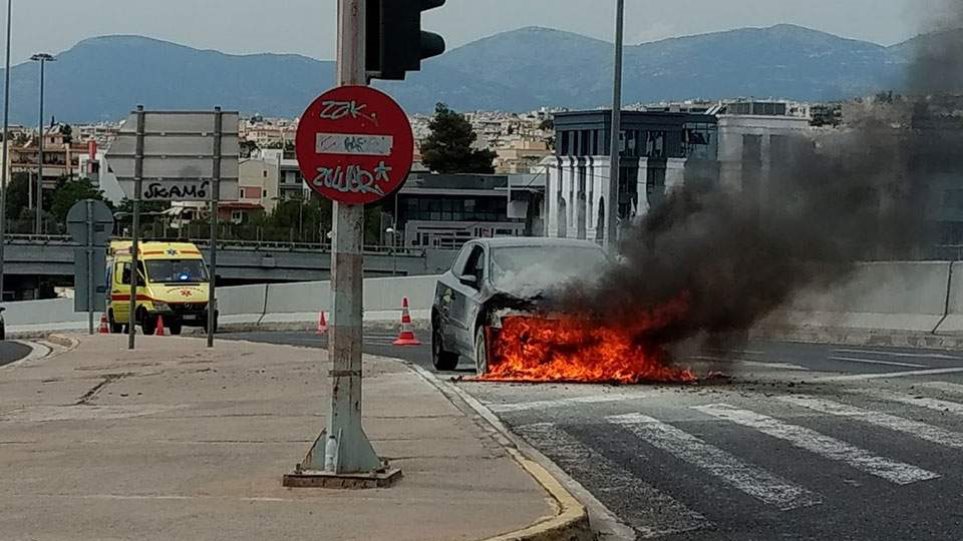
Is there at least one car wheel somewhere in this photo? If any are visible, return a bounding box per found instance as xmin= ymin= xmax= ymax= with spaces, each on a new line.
xmin=142 ymin=315 xmax=156 ymax=336
xmin=0 ymin=321 xmax=5 ymax=341
xmin=431 ymin=321 xmax=459 ymax=371
xmin=108 ymin=311 xmax=124 ymax=334
xmin=169 ymin=321 xmax=183 ymax=336
xmin=474 ymin=326 xmax=488 ymax=375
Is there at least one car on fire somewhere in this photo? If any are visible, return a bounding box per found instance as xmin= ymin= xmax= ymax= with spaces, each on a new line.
xmin=431 ymin=237 xmax=610 ymax=373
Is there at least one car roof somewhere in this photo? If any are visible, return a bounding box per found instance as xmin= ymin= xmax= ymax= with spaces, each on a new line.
xmin=470 ymin=237 xmax=605 ymax=250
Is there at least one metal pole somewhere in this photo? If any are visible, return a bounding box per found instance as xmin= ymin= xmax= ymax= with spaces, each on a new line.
xmin=86 ymin=199 xmax=94 ymax=335
xmin=0 ymin=0 xmax=11 ymax=300
xmin=128 ymin=106 xmax=145 ymax=350
xmin=207 ymin=106 xmax=222 ymax=348
xmin=606 ymin=0 xmax=625 ymax=252
xmin=322 ymin=0 xmax=380 ymax=474
xmin=36 ymin=58 xmax=43 ymax=235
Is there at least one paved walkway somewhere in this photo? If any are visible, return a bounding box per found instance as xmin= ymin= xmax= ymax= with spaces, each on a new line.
xmin=0 ymin=335 xmax=555 ymax=541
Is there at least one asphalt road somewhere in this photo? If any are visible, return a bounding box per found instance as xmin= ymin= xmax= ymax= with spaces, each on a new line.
xmin=0 ymin=341 xmax=31 ymax=368
xmin=221 ymin=327 xmax=475 ymax=378
xmin=226 ymin=332 xmax=963 ymax=540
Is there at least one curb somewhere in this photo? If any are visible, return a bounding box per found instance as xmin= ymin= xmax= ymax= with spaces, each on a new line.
xmin=46 ymin=334 xmax=81 ymax=351
xmin=404 ymin=362 xmax=596 ymax=541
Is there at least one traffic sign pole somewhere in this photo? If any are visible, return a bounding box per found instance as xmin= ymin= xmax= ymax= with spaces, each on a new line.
xmin=86 ymin=200 xmax=94 ymax=335
xmin=323 ymin=0 xmax=381 ymax=475
xmin=207 ymin=107 xmax=223 ymax=348
xmin=128 ymin=105 xmax=145 ymax=350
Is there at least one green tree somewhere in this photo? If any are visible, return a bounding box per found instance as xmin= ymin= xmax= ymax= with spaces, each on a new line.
xmin=421 ymin=103 xmax=496 ymax=174
xmin=3 ymin=172 xmax=30 ymax=222
xmin=60 ymin=124 xmax=73 ymax=144
xmin=240 ymin=140 xmax=260 ymax=158
xmin=50 ymin=178 xmax=108 ymax=225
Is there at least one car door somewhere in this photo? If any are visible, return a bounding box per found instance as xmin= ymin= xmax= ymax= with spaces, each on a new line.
xmin=111 ymin=262 xmax=131 ymax=322
xmin=446 ymin=243 xmax=487 ymax=352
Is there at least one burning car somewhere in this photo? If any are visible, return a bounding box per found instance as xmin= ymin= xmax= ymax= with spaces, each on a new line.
xmin=431 ymin=238 xmax=609 ymax=373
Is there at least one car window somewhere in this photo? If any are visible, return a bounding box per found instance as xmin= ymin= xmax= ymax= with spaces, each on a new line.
xmin=462 ymin=246 xmax=486 ymax=286
xmin=489 ymin=245 xmax=609 ymax=295
xmin=146 ymin=259 xmax=208 ymax=283
xmin=120 ymin=262 xmax=147 ymax=285
xmin=452 ymin=243 xmax=474 ymax=275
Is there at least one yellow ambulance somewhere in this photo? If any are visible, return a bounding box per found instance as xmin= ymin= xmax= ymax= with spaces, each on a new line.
xmin=105 ymin=241 xmax=215 ymax=335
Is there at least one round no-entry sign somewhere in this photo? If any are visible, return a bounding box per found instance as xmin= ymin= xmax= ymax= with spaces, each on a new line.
xmin=295 ymin=85 xmax=414 ymax=205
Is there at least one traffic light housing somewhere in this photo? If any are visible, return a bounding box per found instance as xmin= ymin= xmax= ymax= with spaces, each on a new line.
xmin=367 ymin=0 xmax=446 ymax=81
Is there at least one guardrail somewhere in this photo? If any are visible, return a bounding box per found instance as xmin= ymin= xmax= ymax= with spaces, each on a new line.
xmin=2 ymin=234 xmax=427 ymax=256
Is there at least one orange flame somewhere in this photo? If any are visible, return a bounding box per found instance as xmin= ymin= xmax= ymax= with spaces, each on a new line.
xmin=479 ymin=296 xmax=697 ymax=384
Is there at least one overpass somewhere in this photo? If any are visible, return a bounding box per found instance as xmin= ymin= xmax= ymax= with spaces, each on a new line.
xmin=1 ymin=235 xmax=458 ymax=299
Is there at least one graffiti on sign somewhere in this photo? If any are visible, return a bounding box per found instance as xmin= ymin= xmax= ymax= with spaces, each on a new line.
xmin=316 ymin=133 xmax=393 ymax=156
xmin=312 ymin=161 xmax=394 ymax=196
xmin=319 ymin=100 xmax=376 ymax=123
xmin=144 ymin=181 xmax=211 ymax=201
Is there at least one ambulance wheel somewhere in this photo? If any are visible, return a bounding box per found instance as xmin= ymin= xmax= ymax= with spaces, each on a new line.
xmin=108 ymin=311 xmax=124 ymax=334
xmin=142 ymin=314 xmax=156 ymax=336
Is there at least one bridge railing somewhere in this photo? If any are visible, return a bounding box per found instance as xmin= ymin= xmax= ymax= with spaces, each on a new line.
xmin=2 ymin=234 xmax=428 ymax=256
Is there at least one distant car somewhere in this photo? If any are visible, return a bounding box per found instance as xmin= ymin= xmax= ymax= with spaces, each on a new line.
xmin=0 ymin=306 xmax=5 ymax=341
xmin=431 ymin=238 xmax=610 ymax=373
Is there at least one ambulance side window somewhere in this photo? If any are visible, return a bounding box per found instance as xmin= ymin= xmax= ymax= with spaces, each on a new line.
xmin=120 ymin=263 xmax=131 ymax=285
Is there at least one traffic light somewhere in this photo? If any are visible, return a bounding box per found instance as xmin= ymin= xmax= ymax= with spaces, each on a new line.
xmin=367 ymin=0 xmax=446 ymax=81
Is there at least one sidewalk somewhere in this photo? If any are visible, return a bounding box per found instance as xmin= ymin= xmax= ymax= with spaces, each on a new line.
xmin=0 ymin=335 xmax=562 ymax=541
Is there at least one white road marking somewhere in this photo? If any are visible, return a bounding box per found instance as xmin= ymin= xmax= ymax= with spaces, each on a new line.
xmin=694 ymin=404 xmax=940 ymax=485
xmin=829 ymin=356 xmax=926 ymax=369
xmin=515 ymin=423 xmax=710 ymax=539
xmin=691 ymin=356 xmax=809 ymax=371
xmin=778 ymin=394 xmax=963 ymax=450
xmin=922 ymin=381 xmax=963 ymax=396
xmin=811 ymin=367 xmax=963 ymax=382
xmin=739 ymin=361 xmax=810 ymax=371
xmin=608 ymin=413 xmax=821 ymax=511
xmin=854 ymin=389 xmax=963 ymax=416
xmin=834 ymin=349 xmax=963 ymax=360
xmin=706 ymin=349 xmax=766 ymax=356
xmin=489 ymin=393 xmax=647 ymax=413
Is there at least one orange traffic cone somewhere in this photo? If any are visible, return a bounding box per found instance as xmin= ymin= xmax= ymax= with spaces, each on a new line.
xmin=155 ymin=315 xmax=166 ymax=337
xmin=393 ymin=297 xmax=422 ymax=346
xmin=99 ymin=314 xmax=110 ymax=335
xmin=316 ymin=311 xmax=329 ymax=335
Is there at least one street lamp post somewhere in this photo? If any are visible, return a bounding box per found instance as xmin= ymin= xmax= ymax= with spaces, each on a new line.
xmin=30 ymin=53 xmax=55 ymax=235
xmin=0 ymin=0 xmax=12 ymax=300
xmin=606 ymin=0 xmax=625 ymax=252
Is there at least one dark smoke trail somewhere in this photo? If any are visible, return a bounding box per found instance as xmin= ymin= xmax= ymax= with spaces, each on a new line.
xmin=556 ymin=1 xmax=963 ymax=362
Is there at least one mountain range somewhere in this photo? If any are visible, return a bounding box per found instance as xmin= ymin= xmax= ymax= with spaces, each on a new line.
xmin=0 ymin=24 xmax=946 ymax=123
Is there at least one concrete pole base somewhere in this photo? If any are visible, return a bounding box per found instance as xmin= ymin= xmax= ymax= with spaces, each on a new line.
xmin=282 ymin=468 xmax=403 ymax=489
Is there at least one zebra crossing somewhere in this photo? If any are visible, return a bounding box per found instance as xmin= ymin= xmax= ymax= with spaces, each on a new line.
xmin=499 ymin=383 xmax=963 ymax=540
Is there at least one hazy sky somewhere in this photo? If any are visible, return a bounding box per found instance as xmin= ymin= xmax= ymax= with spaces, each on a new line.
xmin=4 ymin=0 xmax=939 ymax=64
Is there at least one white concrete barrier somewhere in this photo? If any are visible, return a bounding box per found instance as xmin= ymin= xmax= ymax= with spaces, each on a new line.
xmin=10 ymin=264 xmax=959 ymax=341
xmin=5 ymin=276 xmax=441 ymax=334
xmin=3 ymin=298 xmax=88 ymax=334
xmin=764 ymin=262 xmax=951 ymax=334
xmin=933 ymin=261 xmax=963 ymax=334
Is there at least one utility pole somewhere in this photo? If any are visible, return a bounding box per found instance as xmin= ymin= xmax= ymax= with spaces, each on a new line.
xmin=0 ymin=0 xmax=12 ymax=300
xmin=606 ymin=0 xmax=625 ymax=252
xmin=30 ymin=53 xmax=55 ymax=235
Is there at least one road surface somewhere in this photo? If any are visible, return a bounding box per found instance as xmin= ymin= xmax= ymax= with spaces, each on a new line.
xmin=227 ymin=333 xmax=963 ymax=540
xmin=0 ymin=341 xmax=30 ymax=368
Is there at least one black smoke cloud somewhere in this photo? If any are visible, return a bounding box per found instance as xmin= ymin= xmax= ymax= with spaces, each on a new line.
xmin=557 ymin=1 xmax=963 ymax=359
